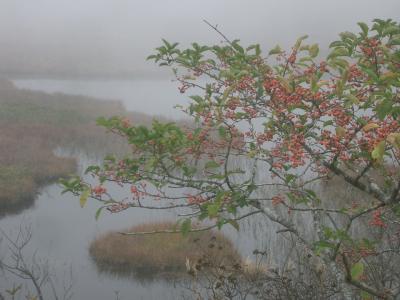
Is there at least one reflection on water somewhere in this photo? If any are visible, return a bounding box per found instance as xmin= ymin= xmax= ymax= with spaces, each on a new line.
xmin=93 ymin=263 xmax=184 ymax=284
xmin=0 ymin=150 xmax=264 ymax=299
xmin=0 ymin=158 xmax=182 ymax=299
xmin=0 ymin=194 xmax=36 ymax=218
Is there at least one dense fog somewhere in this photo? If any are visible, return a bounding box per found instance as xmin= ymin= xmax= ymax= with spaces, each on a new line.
xmin=1 ymin=0 xmax=399 ymax=78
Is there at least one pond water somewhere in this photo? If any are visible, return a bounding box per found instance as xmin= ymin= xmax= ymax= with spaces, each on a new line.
xmin=0 ymin=155 xmax=265 ymax=300
xmin=0 ymin=153 xmax=181 ymax=299
xmin=1 ymin=79 xmax=267 ymax=299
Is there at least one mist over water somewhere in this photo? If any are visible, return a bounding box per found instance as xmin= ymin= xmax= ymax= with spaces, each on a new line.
xmin=13 ymin=78 xmax=189 ymax=119
xmin=1 ymin=1 xmax=400 ymax=299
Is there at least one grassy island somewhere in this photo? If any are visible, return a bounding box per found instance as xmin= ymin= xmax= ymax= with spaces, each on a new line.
xmin=89 ymin=222 xmax=242 ymax=278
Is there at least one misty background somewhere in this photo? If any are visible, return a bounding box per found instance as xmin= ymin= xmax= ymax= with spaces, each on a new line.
xmin=0 ymin=2 xmax=399 ymax=299
xmin=1 ymin=0 xmax=399 ymax=79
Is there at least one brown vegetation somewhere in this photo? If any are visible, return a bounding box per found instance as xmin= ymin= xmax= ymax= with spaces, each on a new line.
xmin=0 ymin=79 xmax=160 ymax=215
xmin=89 ymin=222 xmax=241 ymax=278
xmin=0 ymin=133 xmax=76 ymax=214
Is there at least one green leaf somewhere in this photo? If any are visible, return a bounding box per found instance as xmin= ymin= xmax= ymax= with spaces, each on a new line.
xmin=190 ymin=95 xmax=203 ymax=103
xmin=247 ymin=44 xmax=261 ymax=55
xmin=95 ymin=206 xmax=104 ymax=220
xmin=340 ymin=31 xmax=357 ymax=41
xmin=371 ymin=140 xmax=386 ymax=161
xmin=162 ymin=38 xmax=172 ymax=49
xmin=383 ymin=25 xmax=400 ymax=36
xmin=376 ymin=100 xmax=393 ymax=119
xmin=335 ymin=126 xmax=346 ymax=138
xmin=314 ymin=240 xmax=335 ymax=250
xmin=205 ymin=160 xmax=220 ymax=169
xmin=360 ymin=291 xmax=372 ymax=300
xmin=285 ymin=174 xmax=296 ymax=184
xmin=180 ymin=218 xmax=192 ymax=236
xmin=80 ymin=188 xmax=90 ymax=208
xmin=227 ymin=219 xmax=240 ymax=231
xmin=388 ymin=37 xmax=400 ymax=46
xmin=357 ymin=22 xmax=369 ymax=36
xmin=218 ymin=126 xmax=227 ymax=138
xmin=305 ymin=189 xmax=317 ymax=199
xmin=216 ymin=218 xmax=225 ymax=230
xmin=294 ymin=35 xmax=309 ymax=50
xmin=309 ymin=44 xmax=319 ymax=58
xmin=328 ymin=47 xmax=349 ymax=59
xmin=85 ymin=165 xmax=100 ymax=175
xmin=329 ymin=58 xmax=349 ymax=69
xmin=209 ymin=173 xmax=227 ymax=180
xmin=144 ymin=157 xmax=157 ymax=171
xmin=310 ymin=76 xmax=320 ymax=93
xmin=207 ymin=203 xmax=220 ymax=218
xmin=269 ymin=45 xmax=282 ymax=55
xmin=329 ymin=41 xmax=346 ymax=48
xmin=356 ymin=117 xmax=368 ymax=126
xmin=323 ymin=227 xmax=334 ymax=239
xmin=360 ymin=66 xmax=379 ymax=82
xmin=345 ymin=94 xmax=360 ymax=105
xmin=351 ymin=262 xmax=364 ymax=280
xmin=232 ymin=40 xmax=244 ymax=53
xmin=146 ymin=54 xmax=157 ymax=61
xmin=387 ymin=133 xmax=400 ymax=149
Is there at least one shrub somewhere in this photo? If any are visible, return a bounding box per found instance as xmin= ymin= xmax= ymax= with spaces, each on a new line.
xmin=64 ymin=19 xmax=400 ymax=299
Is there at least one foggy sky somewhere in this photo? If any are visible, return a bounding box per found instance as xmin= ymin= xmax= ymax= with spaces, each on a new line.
xmin=1 ymin=0 xmax=399 ymax=78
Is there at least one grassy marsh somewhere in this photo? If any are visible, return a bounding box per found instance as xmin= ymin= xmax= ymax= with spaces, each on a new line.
xmin=0 ymin=79 xmax=157 ymax=215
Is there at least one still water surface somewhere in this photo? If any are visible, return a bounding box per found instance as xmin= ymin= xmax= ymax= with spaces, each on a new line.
xmin=0 ymin=154 xmax=185 ymax=299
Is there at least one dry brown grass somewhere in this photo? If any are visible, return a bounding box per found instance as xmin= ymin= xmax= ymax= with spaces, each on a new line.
xmin=0 ymin=79 xmax=184 ymax=215
xmin=0 ymin=132 xmax=76 ymax=211
xmin=89 ymin=222 xmax=241 ymax=277
xmin=0 ymin=168 xmax=35 ymax=207
xmin=0 ymin=79 xmax=142 ymax=214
